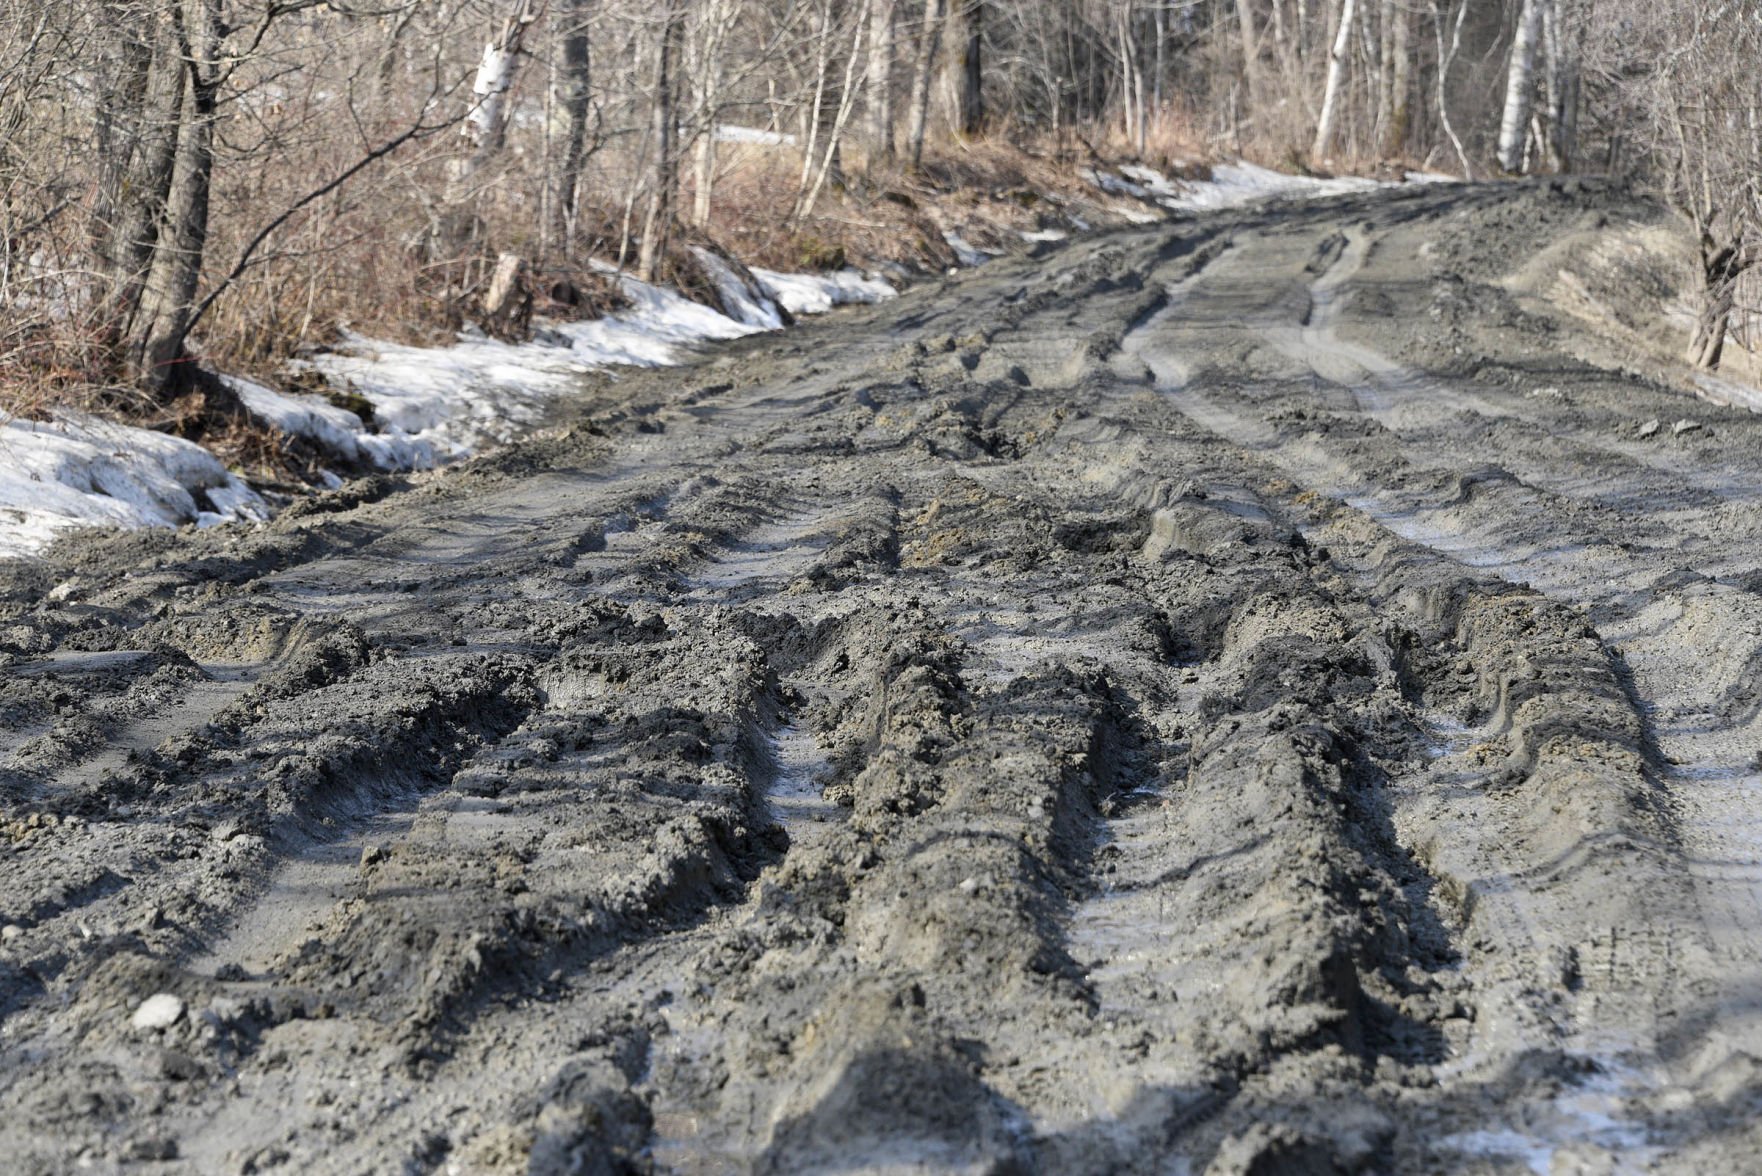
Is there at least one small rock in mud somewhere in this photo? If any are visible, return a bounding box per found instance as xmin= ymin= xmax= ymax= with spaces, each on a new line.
xmin=129 ymin=993 xmax=186 ymax=1032
xmin=1672 ymin=418 xmax=1703 ymax=436
xmin=1637 ymin=418 xmax=1661 ymax=438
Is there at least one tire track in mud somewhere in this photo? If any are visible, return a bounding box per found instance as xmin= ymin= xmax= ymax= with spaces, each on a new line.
xmin=1122 ymin=210 xmax=1762 ymax=1168
xmin=4 ymin=180 xmax=1762 ymax=1172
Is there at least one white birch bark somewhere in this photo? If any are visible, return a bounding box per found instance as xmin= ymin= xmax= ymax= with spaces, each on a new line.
xmin=1497 ymin=0 xmax=1544 ymax=173
xmin=465 ymin=43 xmax=519 ymax=155
xmin=1311 ymin=0 xmax=1356 ymax=160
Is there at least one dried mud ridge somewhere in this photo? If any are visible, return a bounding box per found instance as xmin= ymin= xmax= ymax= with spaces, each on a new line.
xmin=5 ymin=179 xmax=1762 ymax=1174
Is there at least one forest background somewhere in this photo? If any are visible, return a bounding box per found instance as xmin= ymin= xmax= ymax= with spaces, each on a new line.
xmin=1 ymin=0 xmax=1757 ymax=445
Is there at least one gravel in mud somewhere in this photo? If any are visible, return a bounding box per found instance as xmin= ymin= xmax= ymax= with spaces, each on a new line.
xmin=4 ymin=179 xmax=1762 ymax=1174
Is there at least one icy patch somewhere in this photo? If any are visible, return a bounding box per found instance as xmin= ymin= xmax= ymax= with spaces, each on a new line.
xmin=0 ymin=413 xmax=268 ymax=559
xmin=751 ymin=267 xmax=897 ymax=317
xmin=1435 ymin=1057 xmax=1661 ymax=1174
xmin=1173 ymin=161 xmax=1384 ymax=210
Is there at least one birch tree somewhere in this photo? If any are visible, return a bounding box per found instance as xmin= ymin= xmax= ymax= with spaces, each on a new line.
xmin=1496 ymin=0 xmax=1543 ymax=172
xmin=444 ymin=0 xmax=543 ymax=254
xmin=1312 ymin=0 xmax=1357 ymax=159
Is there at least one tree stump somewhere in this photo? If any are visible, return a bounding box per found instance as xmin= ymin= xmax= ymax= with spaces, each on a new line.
xmin=483 ymin=252 xmax=533 ymax=342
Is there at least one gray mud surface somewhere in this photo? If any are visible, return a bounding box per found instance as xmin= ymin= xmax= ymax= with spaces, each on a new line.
xmin=4 ymin=180 xmax=1762 ymax=1174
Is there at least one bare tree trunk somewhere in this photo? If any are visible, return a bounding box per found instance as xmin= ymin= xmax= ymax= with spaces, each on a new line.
xmin=950 ymin=0 xmax=982 ymax=136
xmin=817 ymin=0 xmax=851 ymax=191
xmin=639 ymin=3 xmax=685 ymax=282
xmin=1541 ymin=0 xmax=1580 ymax=173
xmin=1375 ymin=0 xmax=1394 ymax=148
xmin=1497 ymin=0 xmax=1543 ymax=173
xmin=1311 ymin=0 xmax=1356 ymax=160
xmin=1384 ymin=0 xmax=1410 ymax=157
xmin=905 ymin=0 xmax=943 ymax=169
xmin=1430 ymin=0 xmax=1471 ymax=178
xmin=99 ymin=5 xmax=182 ymax=349
xmin=553 ymin=0 xmax=594 ymax=255
xmin=1235 ymin=0 xmax=1259 ymax=103
xmin=127 ymin=0 xmax=223 ymax=399
xmin=91 ymin=2 xmax=153 ymax=277
xmin=797 ymin=0 xmax=871 ymax=222
xmin=1689 ymin=232 xmax=1750 ymax=370
xmin=690 ymin=0 xmax=732 ymax=229
xmin=866 ymin=0 xmax=896 ymax=166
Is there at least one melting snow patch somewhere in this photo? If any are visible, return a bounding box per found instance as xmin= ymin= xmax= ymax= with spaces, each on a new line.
xmin=714 ymin=124 xmax=796 ymax=146
xmin=750 ymin=267 xmax=897 ymax=316
xmin=305 ymin=271 xmax=762 ymax=463
xmin=689 ymin=247 xmax=784 ymax=330
xmin=1693 ymin=371 xmax=1762 ymax=414
xmin=224 ymin=375 xmax=431 ymax=472
xmin=1083 ymin=160 xmax=1391 ymax=214
xmin=0 ymin=413 xmax=268 ymax=559
xmin=941 ymin=230 xmax=995 ymax=267
xmin=304 ymin=265 xmax=890 ymax=465
xmin=5 ymin=258 xmax=895 ymax=556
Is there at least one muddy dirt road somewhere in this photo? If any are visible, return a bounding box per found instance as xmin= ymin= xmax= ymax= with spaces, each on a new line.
xmin=5 ymin=180 xmax=1762 ymax=1174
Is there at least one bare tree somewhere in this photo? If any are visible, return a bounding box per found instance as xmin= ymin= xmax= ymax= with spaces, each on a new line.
xmin=1313 ymin=0 xmax=1358 ymax=159
xmin=126 ymin=0 xmax=227 ymax=397
xmin=1496 ymin=0 xmax=1543 ymax=172
xmin=552 ymin=0 xmax=594 ymax=253
xmin=866 ymin=0 xmax=897 ymax=165
xmin=1540 ymin=0 xmax=1583 ymax=172
xmin=905 ymin=0 xmax=943 ymax=168
xmin=444 ymin=0 xmax=543 ymax=254
xmin=638 ymin=2 xmax=686 ymax=281
xmin=944 ymin=0 xmax=983 ymax=136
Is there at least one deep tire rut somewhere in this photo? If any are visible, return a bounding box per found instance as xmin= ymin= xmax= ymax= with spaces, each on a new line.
xmin=3 ymin=180 xmax=1761 ymax=1173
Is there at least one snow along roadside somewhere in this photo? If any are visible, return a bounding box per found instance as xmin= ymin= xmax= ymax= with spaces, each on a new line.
xmin=0 ymin=266 xmax=894 ymax=561
xmin=0 ymin=415 xmax=269 ymax=559
xmin=1078 ymin=158 xmax=1451 ymax=215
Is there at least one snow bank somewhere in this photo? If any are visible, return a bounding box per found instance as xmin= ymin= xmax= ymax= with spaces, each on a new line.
xmin=1082 ymin=160 xmax=1390 ymax=214
xmin=751 ymin=268 xmax=897 ymax=316
xmin=224 ymin=375 xmax=436 ymax=473
xmin=690 ymin=247 xmax=784 ymax=330
xmin=1 ymin=257 xmax=897 ymax=559
xmin=305 ymin=265 xmax=891 ymax=464
xmin=0 ymin=414 xmax=268 ymax=559
xmin=304 ymin=273 xmax=761 ymax=463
